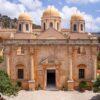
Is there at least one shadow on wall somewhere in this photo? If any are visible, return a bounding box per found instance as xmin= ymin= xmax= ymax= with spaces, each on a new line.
xmin=90 ymin=94 xmax=100 ymax=100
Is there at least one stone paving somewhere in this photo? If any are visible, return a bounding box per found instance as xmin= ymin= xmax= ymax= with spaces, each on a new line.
xmin=3 ymin=90 xmax=100 ymax=100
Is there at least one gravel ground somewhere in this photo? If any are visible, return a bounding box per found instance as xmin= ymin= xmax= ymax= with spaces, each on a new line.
xmin=3 ymin=90 xmax=100 ymax=100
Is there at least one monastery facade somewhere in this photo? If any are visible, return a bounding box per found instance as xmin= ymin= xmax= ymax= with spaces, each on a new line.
xmin=0 ymin=7 xmax=98 ymax=90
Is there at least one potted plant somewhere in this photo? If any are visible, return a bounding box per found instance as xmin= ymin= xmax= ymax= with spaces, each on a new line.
xmin=79 ymin=81 xmax=87 ymax=92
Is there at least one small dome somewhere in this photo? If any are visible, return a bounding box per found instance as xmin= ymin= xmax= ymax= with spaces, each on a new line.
xmin=71 ymin=13 xmax=84 ymax=21
xmin=18 ymin=12 xmax=32 ymax=21
xmin=42 ymin=6 xmax=61 ymax=18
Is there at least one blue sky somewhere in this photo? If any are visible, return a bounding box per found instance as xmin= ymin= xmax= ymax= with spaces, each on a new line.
xmin=0 ymin=0 xmax=100 ymax=32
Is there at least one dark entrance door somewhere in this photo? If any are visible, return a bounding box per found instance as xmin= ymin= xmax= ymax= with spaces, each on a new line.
xmin=47 ymin=70 xmax=56 ymax=87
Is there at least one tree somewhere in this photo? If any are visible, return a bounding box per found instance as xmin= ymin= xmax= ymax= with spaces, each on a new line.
xmin=0 ymin=70 xmax=20 ymax=96
xmin=93 ymin=75 xmax=100 ymax=92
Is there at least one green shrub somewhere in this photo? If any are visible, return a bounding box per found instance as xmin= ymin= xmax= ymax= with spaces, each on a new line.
xmin=93 ymin=75 xmax=100 ymax=93
xmin=17 ymin=81 xmax=22 ymax=87
xmin=0 ymin=70 xmax=20 ymax=96
xmin=79 ymin=81 xmax=87 ymax=91
xmin=97 ymin=52 xmax=100 ymax=61
xmin=97 ymin=63 xmax=100 ymax=70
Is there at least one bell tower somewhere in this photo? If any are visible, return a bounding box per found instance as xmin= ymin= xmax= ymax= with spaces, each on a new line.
xmin=41 ymin=6 xmax=61 ymax=32
xmin=17 ymin=12 xmax=33 ymax=33
xmin=70 ymin=13 xmax=85 ymax=33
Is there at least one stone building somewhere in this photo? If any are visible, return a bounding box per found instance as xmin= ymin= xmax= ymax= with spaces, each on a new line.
xmin=0 ymin=6 xmax=98 ymax=90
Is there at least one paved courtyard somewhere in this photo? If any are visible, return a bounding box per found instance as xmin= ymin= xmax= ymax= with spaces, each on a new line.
xmin=4 ymin=90 xmax=100 ymax=100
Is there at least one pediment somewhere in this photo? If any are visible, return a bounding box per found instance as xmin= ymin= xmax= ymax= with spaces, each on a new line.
xmin=36 ymin=28 xmax=66 ymax=39
xmin=39 ymin=55 xmax=61 ymax=65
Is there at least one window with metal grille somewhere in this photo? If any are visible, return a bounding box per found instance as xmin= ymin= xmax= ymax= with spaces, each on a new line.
xmin=79 ymin=69 xmax=85 ymax=79
xmin=18 ymin=69 xmax=24 ymax=79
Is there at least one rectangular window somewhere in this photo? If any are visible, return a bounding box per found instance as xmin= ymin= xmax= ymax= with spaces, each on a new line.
xmin=79 ymin=69 xmax=85 ymax=79
xmin=18 ymin=69 xmax=24 ymax=79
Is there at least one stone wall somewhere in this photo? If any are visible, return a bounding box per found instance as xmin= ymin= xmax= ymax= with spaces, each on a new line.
xmin=1 ymin=43 xmax=98 ymax=90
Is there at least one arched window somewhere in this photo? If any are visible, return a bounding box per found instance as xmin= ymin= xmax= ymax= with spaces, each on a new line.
xmin=19 ymin=24 xmax=22 ymax=31
xmin=50 ymin=22 xmax=53 ymax=28
xmin=26 ymin=24 xmax=29 ymax=31
xmin=73 ymin=24 xmax=77 ymax=32
xmin=17 ymin=69 xmax=24 ymax=79
xmin=43 ymin=23 xmax=46 ymax=30
xmin=79 ymin=69 xmax=85 ymax=79
xmin=81 ymin=24 xmax=83 ymax=31
xmin=57 ymin=23 xmax=59 ymax=30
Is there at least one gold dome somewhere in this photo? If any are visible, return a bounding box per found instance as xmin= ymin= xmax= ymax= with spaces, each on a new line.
xmin=18 ymin=12 xmax=32 ymax=21
xmin=71 ymin=13 xmax=84 ymax=21
xmin=42 ymin=7 xmax=61 ymax=18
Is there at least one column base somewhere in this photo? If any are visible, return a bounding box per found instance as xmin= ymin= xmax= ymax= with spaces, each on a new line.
xmin=28 ymin=80 xmax=35 ymax=91
xmin=67 ymin=80 xmax=74 ymax=91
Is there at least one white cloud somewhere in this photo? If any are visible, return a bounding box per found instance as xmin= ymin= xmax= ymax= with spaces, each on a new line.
xmin=0 ymin=0 xmax=26 ymax=18
xmin=0 ymin=0 xmax=44 ymax=25
xmin=66 ymin=0 xmax=100 ymax=4
xmin=18 ymin=0 xmax=42 ymax=10
xmin=61 ymin=5 xmax=100 ymax=32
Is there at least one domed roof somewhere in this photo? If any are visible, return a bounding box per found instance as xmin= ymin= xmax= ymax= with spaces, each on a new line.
xmin=42 ymin=6 xmax=61 ymax=18
xmin=18 ymin=12 xmax=32 ymax=21
xmin=71 ymin=13 xmax=84 ymax=21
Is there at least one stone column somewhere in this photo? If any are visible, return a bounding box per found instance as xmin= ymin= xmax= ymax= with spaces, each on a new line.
xmin=28 ymin=48 xmax=35 ymax=91
xmin=30 ymin=54 xmax=35 ymax=80
xmin=6 ymin=54 xmax=10 ymax=76
xmin=92 ymin=54 xmax=97 ymax=81
xmin=69 ymin=54 xmax=73 ymax=81
xmin=5 ymin=47 xmax=10 ymax=76
xmin=67 ymin=46 xmax=74 ymax=91
xmin=91 ymin=47 xmax=97 ymax=82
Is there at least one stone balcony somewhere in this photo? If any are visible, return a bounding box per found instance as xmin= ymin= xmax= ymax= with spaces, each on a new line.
xmin=0 ymin=39 xmax=99 ymax=46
